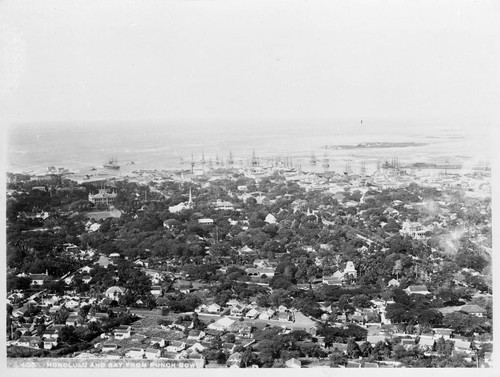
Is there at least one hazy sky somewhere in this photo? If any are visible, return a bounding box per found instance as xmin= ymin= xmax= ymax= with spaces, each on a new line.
xmin=1 ymin=0 xmax=499 ymax=131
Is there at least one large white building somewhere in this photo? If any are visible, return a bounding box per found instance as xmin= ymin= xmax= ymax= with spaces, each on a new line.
xmin=212 ymin=199 xmax=234 ymax=211
xmin=88 ymin=188 xmax=117 ymax=206
xmin=400 ymin=221 xmax=429 ymax=239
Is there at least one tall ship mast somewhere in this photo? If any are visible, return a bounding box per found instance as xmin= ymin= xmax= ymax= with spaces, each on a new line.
xmin=310 ymin=151 xmax=317 ymax=165
xmin=251 ymin=150 xmax=259 ymax=166
xmin=104 ymin=157 xmax=120 ymax=170
xmin=322 ymin=151 xmax=330 ymax=168
xmin=344 ymin=160 xmax=352 ymax=175
xmin=360 ymin=161 xmax=366 ymax=175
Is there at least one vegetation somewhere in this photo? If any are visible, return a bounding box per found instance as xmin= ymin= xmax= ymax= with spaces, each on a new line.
xmin=5 ymin=168 xmax=492 ymax=367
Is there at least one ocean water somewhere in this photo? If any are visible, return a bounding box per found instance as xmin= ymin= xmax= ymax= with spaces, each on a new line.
xmin=6 ymin=120 xmax=491 ymax=175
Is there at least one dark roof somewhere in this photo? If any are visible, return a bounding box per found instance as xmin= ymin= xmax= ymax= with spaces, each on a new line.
xmin=205 ymin=329 xmax=223 ymax=336
xmin=330 ymin=343 xmax=348 ymax=351
xmin=222 ymin=342 xmax=235 ymax=349
xmin=30 ymin=274 xmax=50 ymax=280
xmin=460 ymin=304 xmax=486 ymax=313
xmin=19 ymin=336 xmax=41 ymax=343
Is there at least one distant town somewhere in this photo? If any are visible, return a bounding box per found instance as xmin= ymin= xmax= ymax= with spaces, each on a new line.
xmin=6 ymin=155 xmax=492 ymax=368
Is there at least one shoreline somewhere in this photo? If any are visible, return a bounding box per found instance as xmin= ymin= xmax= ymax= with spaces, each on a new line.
xmin=324 ymin=141 xmax=427 ymax=150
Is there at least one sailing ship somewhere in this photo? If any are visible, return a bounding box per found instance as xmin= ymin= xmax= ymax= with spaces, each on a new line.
xmin=322 ymin=152 xmax=330 ymax=168
xmin=310 ymin=152 xmax=317 ymax=165
xmin=103 ymin=157 xmax=120 ymax=170
xmin=344 ymin=160 xmax=352 ymax=175
xmin=251 ymin=150 xmax=259 ymax=166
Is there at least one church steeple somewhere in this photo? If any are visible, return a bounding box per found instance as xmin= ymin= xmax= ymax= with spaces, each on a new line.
xmin=188 ymin=188 xmax=193 ymax=207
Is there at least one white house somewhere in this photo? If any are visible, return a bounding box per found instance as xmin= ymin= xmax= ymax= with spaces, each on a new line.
xmin=195 ymin=304 xmax=207 ymax=313
xmin=150 ymin=285 xmax=163 ymax=297
xmin=432 ymin=328 xmax=453 ymax=339
xmin=245 ymin=267 xmax=275 ymax=278
xmin=226 ymin=352 xmax=242 ymax=368
xmin=97 ymin=255 xmax=111 ymax=268
xmin=188 ymin=342 xmax=206 ymax=353
xmin=400 ymin=220 xmax=429 ymax=239
xmin=126 ymin=348 xmax=144 ymax=358
xmin=102 ymin=343 xmax=119 ymax=352
xmin=258 ymin=308 xmax=275 ymax=321
xmin=253 ymin=259 xmax=271 ymax=268
xmin=187 ymin=329 xmax=205 ymax=341
xmin=166 ymin=341 xmax=186 ymax=352
xmin=17 ymin=336 xmax=41 ymax=348
xmin=150 ymin=337 xmax=166 ymax=348
xmin=226 ymin=299 xmax=241 ymax=307
xmin=198 ymin=218 xmax=214 ymax=225
xmin=105 ymin=286 xmax=127 ymax=299
xmin=245 ymin=308 xmax=259 ymax=319
xmin=230 ymin=304 xmax=245 ymax=316
xmin=278 ymin=305 xmax=289 ymax=313
xmin=29 ymin=273 xmax=50 ymax=286
xmin=212 ymin=199 xmax=235 ymax=211
xmin=265 ymin=214 xmax=277 ymax=224
xmin=88 ymin=223 xmax=101 ymax=232
xmin=285 ymin=358 xmax=302 ymax=368
xmin=65 ymin=299 xmax=80 ymax=309
xmin=460 ymin=304 xmax=487 ymax=317
xmin=404 ymin=285 xmax=431 ymax=295
xmin=237 ymin=245 xmax=255 ymax=255
xmin=144 ymin=348 xmax=162 ymax=359
xmin=387 ymin=279 xmax=400 ymax=288
xmin=65 ymin=314 xmax=83 ymax=327
xmin=113 ymin=326 xmax=132 ymax=339
xmin=207 ymin=303 xmax=221 ymax=313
